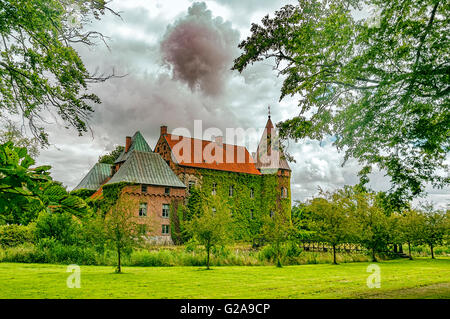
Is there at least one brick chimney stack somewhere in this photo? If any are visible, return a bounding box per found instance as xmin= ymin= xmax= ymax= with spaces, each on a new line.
xmin=125 ymin=136 xmax=131 ymax=152
xmin=161 ymin=125 xmax=168 ymax=136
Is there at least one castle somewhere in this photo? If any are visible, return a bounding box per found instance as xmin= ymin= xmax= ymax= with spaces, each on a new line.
xmin=74 ymin=116 xmax=291 ymax=242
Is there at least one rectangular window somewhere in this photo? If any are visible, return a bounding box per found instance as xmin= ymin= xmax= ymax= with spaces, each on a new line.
xmin=162 ymin=224 xmax=170 ymax=235
xmin=139 ymin=203 xmax=147 ymax=217
xmin=281 ymin=187 xmax=288 ymax=198
xmin=229 ymin=185 xmax=234 ymax=197
xmin=212 ymin=183 xmax=217 ymax=195
xmin=188 ymin=181 xmax=195 ymax=193
xmin=212 ymin=208 xmax=216 ymax=214
xmin=250 ymin=188 xmax=254 ymax=198
xmin=250 ymin=209 xmax=254 ymax=219
xmin=162 ymin=204 xmax=170 ymax=218
xmin=165 ymin=187 xmax=170 ymax=195
xmin=270 ymin=210 xmax=274 ymax=218
xmin=141 ymin=184 xmax=147 ymax=193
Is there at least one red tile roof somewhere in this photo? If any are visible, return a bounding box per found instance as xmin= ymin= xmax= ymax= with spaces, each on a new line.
xmin=164 ymin=134 xmax=261 ymax=175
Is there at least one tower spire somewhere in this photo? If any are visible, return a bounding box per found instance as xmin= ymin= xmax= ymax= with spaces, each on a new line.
xmin=268 ymin=105 xmax=271 ymax=119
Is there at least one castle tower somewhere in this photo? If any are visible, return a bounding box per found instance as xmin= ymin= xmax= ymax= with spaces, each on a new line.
xmin=255 ymin=107 xmax=292 ymax=217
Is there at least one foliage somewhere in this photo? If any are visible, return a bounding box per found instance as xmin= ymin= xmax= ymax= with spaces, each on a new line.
xmin=186 ymin=196 xmax=233 ymax=269
xmin=260 ymin=209 xmax=294 ymax=267
xmin=40 ymin=181 xmax=92 ymax=218
xmin=421 ymin=206 xmax=449 ymax=259
xmin=69 ymin=188 xmax=95 ymax=199
xmin=398 ymin=209 xmax=426 ymax=259
xmin=98 ymin=145 xmax=124 ymax=164
xmin=0 ymin=121 xmax=39 ymax=158
xmin=34 ymin=210 xmax=82 ymax=246
xmin=185 ymin=168 xmax=290 ymax=242
xmin=0 ymin=141 xmax=51 ymax=224
xmin=306 ymin=188 xmax=355 ymax=264
xmin=0 ymin=223 xmax=35 ymax=247
xmin=104 ymin=196 xmax=151 ymax=273
xmin=0 ymin=0 xmax=120 ymax=144
xmin=233 ymin=0 xmax=450 ymax=202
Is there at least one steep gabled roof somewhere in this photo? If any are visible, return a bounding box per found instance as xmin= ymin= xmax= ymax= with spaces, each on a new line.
xmin=107 ymin=150 xmax=185 ymax=188
xmin=164 ymin=134 xmax=261 ymax=175
xmin=73 ymin=163 xmax=111 ymax=191
xmin=256 ymin=117 xmax=291 ymax=173
xmin=115 ymin=131 xmax=152 ymax=163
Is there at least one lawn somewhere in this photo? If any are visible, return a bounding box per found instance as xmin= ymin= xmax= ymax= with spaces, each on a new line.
xmin=0 ymin=258 xmax=449 ymax=299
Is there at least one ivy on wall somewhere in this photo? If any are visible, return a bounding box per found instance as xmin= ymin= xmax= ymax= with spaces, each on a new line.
xmin=87 ymin=182 xmax=130 ymax=215
xmin=184 ymin=168 xmax=291 ymax=241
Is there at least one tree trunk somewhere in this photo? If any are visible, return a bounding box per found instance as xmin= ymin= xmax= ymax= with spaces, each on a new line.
xmin=408 ymin=242 xmax=412 ymax=260
xmin=393 ymin=244 xmax=397 ymax=253
xmin=117 ymin=247 xmax=121 ymax=273
xmin=332 ymin=244 xmax=337 ymax=265
xmin=399 ymin=244 xmax=403 ymax=253
xmin=206 ymin=242 xmax=211 ymax=269
xmin=372 ymin=247 xmax=377 ymax=262
xmin=430 ymin=243 xmax=434 ymax=259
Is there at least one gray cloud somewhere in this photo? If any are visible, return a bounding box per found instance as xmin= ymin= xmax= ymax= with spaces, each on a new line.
xmin=161 ymin=2 xmax=240 ymax=96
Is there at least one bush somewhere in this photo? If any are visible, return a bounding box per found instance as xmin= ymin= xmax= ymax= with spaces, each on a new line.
xmin=0 ymin=224 xmax=35 ymax=247
xmin=34 ymin=211 xmax=82 ymax=245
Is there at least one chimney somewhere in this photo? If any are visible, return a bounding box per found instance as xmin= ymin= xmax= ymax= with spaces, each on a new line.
xmin=161 ymin=125 xmax=168 ymax=136
xmin=125 ymin=136 xmax=131 ymax=152
xmin=214 ymin=136 xmax=223 ymax=147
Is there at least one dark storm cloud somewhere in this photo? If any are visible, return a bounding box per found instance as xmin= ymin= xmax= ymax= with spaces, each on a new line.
xmin=160 ymin=2 xmax=240 ymax=96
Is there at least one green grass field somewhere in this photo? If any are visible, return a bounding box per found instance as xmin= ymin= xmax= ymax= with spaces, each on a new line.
xmin=0 ymin=258 xmax=449 ymax=299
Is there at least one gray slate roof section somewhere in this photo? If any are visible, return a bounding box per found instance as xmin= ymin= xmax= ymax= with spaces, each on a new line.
xmin=107 ymin=150 xmax=185 ymax=188
xmin=115 ymin=131 xmax=153 ymax=164
xmin=73 ymin=163 xmax=111 ymax=191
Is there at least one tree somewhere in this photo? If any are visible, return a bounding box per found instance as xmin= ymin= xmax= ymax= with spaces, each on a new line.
xmin=186 ymin=197 xmax=232 ymax=270
xmin=421 ymin=205 xmax=448 ymax=259
xmin=98 ymin=145 xmax=124 ymax=164
xmin=233 ymin=0 xmax=449 ymax=203
xmin=0 ymin=141 xmax=51 ymax=224
xmin=307 ymin=188 xmax=354 ymax=264
xmin=351 ymin=191 xmax=390 ymax=262
xmin=0 ymin=0 xmax=120 ymax=144
xmin=105 ymin=197 xmax=151 ymax=273
xmin=0 ymin=121 xmax=40 ymax=158
xmin=399 ymin=209 xmax=426 ymax=259
xmin=260 ymin=209 xmax=293 ymax=267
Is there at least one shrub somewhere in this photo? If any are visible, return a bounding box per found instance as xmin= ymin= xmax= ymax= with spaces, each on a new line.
xmin=0 ymin=224 xmax=35 ymax=247
xmin=34 ymin=211 xmax=82 ymax=245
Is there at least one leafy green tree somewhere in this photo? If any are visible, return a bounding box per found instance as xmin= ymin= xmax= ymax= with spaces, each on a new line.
xmin=307 ymin=188 xmax=354 ymax=264
xmin=186 ymin=197 xmax=232 ymax=270
xmin=0 ymin=0 xmax=120 ymax=144
xmin=98 ymin=145 xmax=125 ymax=164
xmin=0 ymin=141 xmax=51 ymax=224
xmin=351 ymin=191 xmax=390 ymax=262
xmin=399 ymin=209 xmax=426 ymax=259
xmin=105 ymin=197 xmax=151 ymax=273
xmin=233 ymin=0 xmax=449 ymax=203
xmin=260 ymin=209 xmax=293 ymax=267
xmin=421 ymin=206 xmax=448 ymax=259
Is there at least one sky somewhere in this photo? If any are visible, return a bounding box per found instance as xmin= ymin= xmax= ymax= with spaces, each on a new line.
xmin=31 ymin=0 xmax=448 ymax=209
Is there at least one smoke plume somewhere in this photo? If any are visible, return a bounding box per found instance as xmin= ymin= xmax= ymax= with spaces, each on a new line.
xmin=160 ymin=2 xmax=239 ymax=96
